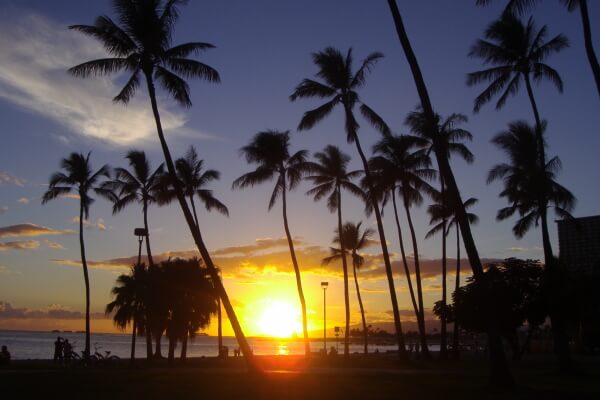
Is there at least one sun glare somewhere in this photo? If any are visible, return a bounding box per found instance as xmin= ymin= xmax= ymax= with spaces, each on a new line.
xmin=258 ymin=300 xmax=302 ymax=338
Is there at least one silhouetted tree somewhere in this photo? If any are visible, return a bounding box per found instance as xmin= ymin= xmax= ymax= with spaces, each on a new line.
xmin=488 ymin=120 xmax=576 ymax=368
xmin=386 ymin=0 xmax=511 ymax=385
xmin=67 ymin=0 xmax=256 ymax=369
xmin=305 ymin=145 xmax=362 ymax=357
xmin=42 ymin=152 xmax=109 ymax=360
xmin=475 ymin=0 xmax=600 ymax=97
xmin=323 ymin=222 xmax=374 ymax=354
xmin=291 ymin=47 xmax=408 ymax=358
xmin=369 ymin=134 xmax=436 ymax=355
xmin=233 ymin=130 xmax=311 ymax=355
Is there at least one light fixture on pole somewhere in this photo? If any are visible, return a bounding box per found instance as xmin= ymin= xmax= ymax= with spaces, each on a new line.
xmin=133 ymin=228 xmax=147 ymax=266
xmin=321 ymin=281 xmax=329 ymax=354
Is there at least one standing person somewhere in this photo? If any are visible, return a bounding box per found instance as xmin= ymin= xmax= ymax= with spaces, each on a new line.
xmin=0 ymin=345 xmax=10 ymax=365
xmin=63 ymin=340 xmax=72 ymax=363
xmin=53 ymin=337 xmax=63 ymax=363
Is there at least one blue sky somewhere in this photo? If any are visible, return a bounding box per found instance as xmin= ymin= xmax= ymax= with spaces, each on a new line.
xmin=0 ymin=0 xmax=598 ymax=334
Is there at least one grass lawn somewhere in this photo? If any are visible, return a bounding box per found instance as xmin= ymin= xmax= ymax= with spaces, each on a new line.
xmin=1 ymin=355 xmax=598 ymax=399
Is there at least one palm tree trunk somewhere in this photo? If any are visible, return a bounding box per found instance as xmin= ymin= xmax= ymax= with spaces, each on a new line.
xmin=352 ymin=259 xmax=368 ymax=354
xmin=143 ymin=71 xmax=258 ymax=371
xmin=130 ymin=316 xmax=137 ymax=363
xmin=523 ymin=74 xmax=546 ymax=167
xmin=189 ymin=195 xmax=200 ymax=229
xmin=79 ymin=202 xmax=91 ymax=360
xmin=145 ymin=320 xmax=153 ymax=360
xmin=578 ymin=0 xmax=600 ymax=98
xmin=386 ymin=0 xmax=511 ymax=385
xmin=391 ymin=190 xmax=419 ymax=321
xmin=403 ymin=194 xmax=430 ymax=358
xmin=168 ymin=334 xmax=176 ymax=364
xmin=181 ymin=331 xmax=188 ymax=361
xmin=440 ymin=181 xmax=448 ymax=360
xmin=337 ymin=188 xmax=350 ymax=358
xmin=143 ymin=201 xmax=154 ymax=266
xmin=281 ymin=173 xmax=310 ymax=355
xmin=154 ymin=330 xmax=163 ymax=358
xmin=346 ymin=107 xmax=406 ymax=359
xmin=452 ymin=223 xmax=461 ymax=360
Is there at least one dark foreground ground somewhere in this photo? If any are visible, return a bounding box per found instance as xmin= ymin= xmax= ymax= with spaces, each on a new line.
xmin=1 ymin=354 xmax=599 ymax=400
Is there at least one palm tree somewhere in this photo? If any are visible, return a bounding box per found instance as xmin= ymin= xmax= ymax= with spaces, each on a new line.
xmin=467 ymin=12 xmax=568 ymax=168
xmin=290 ymin=47 xmax=408 ymax=358
xmin=386 ymin=1 xmax=511 ymax=384
xmin=487 ymin=120 xmax=576 ymax=369
xmin=106 ymin=263 xmax=148 ymax=363
xmin=233 ymin=130 xmax=311 ymax=355
xmin=475 ymin=0 xmax=600 ymax=97
xmin=323 ymin=222 xmax=374 ymax=354
xmin=42 ymin=152 xmax=109 ymax=360
xmin=369 ymin=134 xmax=436 ymax=356
xmin=446 ymin=198 xmax=479 ymax=360
xmin=68 ymin=0 xmax=256 ymax=368
xmin=102 ymin=151 xmax=163 ymax=266
xmin=304 ymin=145 xmax=362 ymax=358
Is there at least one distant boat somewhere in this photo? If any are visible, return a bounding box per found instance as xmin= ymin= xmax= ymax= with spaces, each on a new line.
xmin=51 ymin=330 xmax=60 ymax=333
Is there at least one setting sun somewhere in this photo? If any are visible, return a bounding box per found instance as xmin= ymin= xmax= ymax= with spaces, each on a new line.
xmin=258 ymin=300 xmax=302 ymax=338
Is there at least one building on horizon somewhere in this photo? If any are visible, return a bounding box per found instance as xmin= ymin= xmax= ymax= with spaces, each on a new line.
xmin=557 ymin=215 xmax=600 ymax=275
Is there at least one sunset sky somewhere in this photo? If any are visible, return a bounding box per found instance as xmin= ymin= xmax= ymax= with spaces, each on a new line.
xmin=1 ymin=0 xmax=599 ymax=337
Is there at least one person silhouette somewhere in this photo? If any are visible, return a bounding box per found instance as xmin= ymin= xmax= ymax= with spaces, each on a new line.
xmin=0 ymin=345 xmax=10 ymax=365
xmin=63 ymin=339 xmax=73 ymax=363
xmin=53 ymin=337 xmax=63 ymax=363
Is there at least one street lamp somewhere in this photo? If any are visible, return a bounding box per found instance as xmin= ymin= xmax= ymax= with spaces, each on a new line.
xmin=321 ymin=281 xmax=329 ymax=354
xmin=217 ymin=269 xmax=223 ymax=358
xmin=133 ymin=228 xmax=147 ymax=266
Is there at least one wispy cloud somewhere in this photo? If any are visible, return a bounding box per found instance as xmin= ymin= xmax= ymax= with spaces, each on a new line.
xmin=0 ymin=301 xmax=105 ymax=320
xmin=0 ymin=206 xmax=7 ymax=215
xmin=0 ymin=240 xmax=40 ymax=251
xmin=45 ymin=240 xmax=65 ymax=250
xmin=0 ymin=223 xmax=75 ymax=238
xmin=0 ymin=13 xmax=212 ymax=146
xmin=0 ymin=171 xmax=26 ymax=187
xmin=71 ymin=216 xmax=106 ymax=231
xmin=17 ymin=197 xmax=30 ymax=204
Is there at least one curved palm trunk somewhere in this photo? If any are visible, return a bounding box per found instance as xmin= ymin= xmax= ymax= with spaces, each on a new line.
xmin=440 ymin=181 xmax=448 ymax=360
xmin=524 ymin=74 xmax=573 ymax=371
xmin=387 ymin=0 xmax=511 ymax=385
xmin=346 ymin=108 xmax=406 ymax=359
xmin=78 ymin=202 xmax=91 ymax=360
xmin=403 ymin=194 xmax=430 ymax=358
xmin=130 ymin=316 xmax=137 ymax=363
xmin=143 ymin=201 xmax=154 ymax=267
xmin=391 ymin=190 xmax=419 ymax=321
xmin=181 ymin=329 xmax=188 ymax=361
xmin=281 ymin=173 xmax=310 ymax=355
xmin=452 ymin=223 xmax=461 ymax=360
xmin=143 ymin=72 xmax=258 ymax=371
xmin=578 ymin=0 xmax=600 ymax=97
xmin=337 ymin=188 xmax=351 ymax=357
xmin=352 ymin=258 xmax=368 ymax=354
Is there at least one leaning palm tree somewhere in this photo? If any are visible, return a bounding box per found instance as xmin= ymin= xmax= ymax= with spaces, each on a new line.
xmin=233 ymin=130 xmax=311 ymax=355
xmin=42 ymin=152 xmax=110 ymax=360
xmin=369 ymin=134 xmax=436 ymax=356
xmin=106 ymin=263 xmax=148 ymax=363
xmin=323 ymin=222 xmax=374 ymax=354
xmin=386 ymin=0 xmax=511 ymax=384
xmin=446 ymin=197 xmax=479 ymax=360
xmin=467 ymin=12 xmax=568 ymax=168
xmin=102 ymin=150 xmax=164 ymax=266
xmin=290 ymin=47 xmax=408 ymax=358
xmin=488 ymin=120 xmax=576 ymax=369
xmin=475 ymin=0 xmax=599 ymax=97
xmin=68 ymin=0 xmax=256 ymax=367
xmin=304 ymin=145 xmax=362 ymax=358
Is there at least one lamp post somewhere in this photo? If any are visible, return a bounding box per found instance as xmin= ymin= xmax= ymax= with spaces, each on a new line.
xmin=131 ymin=228 xmax=147 ymax=364
xmin=321 ymin=281 xmax=329 ymax=354
xmin=217 ymin=269 xmax=223 ymax=358
xmin=133 ymin=228 xmax=147 ymax=266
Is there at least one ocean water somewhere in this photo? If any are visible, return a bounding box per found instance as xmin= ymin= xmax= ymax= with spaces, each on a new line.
xmin=0 ymin=330 xmax=407 ymax=360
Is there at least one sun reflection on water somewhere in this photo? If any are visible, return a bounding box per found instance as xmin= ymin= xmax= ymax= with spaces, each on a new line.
xmin=276 ymin=343 xmax=289 ymax=356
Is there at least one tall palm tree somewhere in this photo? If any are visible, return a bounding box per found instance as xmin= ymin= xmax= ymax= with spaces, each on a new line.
xmin=290 ymin=47 xmax=408 ymax=358
xmin=304 ymin=145 xmax=362 ymax=357
xmin=323 ymin=222 xmax=374 ymax=354
xmin=68 ymin=0 xmax=256 ymax=368
xmin=446 ymin=198 xmax=479 ymax=360
xmin=42 ymin=152 xmax=110 ymax=360
xmin=467 ymin=12 xmax=568 ymax=168
xmin=102 ymin=150 xmax=163 ymax=266
xmin=476 ymin=0 xmax=600 ymax=97
xmin=487 ymin=121 xmax=576 ymax=369
xmin=369 ymin=134 xmax=436 ymax=356
xmin=233 ymin=130 xmax=311 ymax=355
xmin=386 ymin=0 xmax=511 ymax=384
xmin=106 ymin=263 xmax=148 ymax=363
